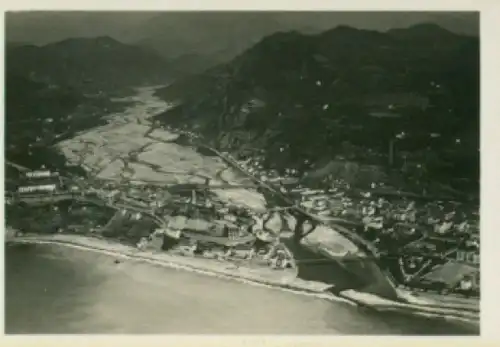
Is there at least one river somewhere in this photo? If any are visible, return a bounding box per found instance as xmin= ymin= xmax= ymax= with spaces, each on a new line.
xmin=5 ymin=244 xmax=477 ymax=334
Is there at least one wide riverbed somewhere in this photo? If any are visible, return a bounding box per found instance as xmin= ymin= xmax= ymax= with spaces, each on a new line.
xmin=5 ymin=243 xmax=477 ymax=334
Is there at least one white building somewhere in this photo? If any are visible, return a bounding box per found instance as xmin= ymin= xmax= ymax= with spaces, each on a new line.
xmin=25 ymin=170 xmax=59 ymax=179
xmin=18 ymin=184 xmax=57 ymax=194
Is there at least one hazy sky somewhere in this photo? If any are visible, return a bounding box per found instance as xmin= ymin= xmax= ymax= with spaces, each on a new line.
xmin=6 ymin=11 xmax=479 ymax=45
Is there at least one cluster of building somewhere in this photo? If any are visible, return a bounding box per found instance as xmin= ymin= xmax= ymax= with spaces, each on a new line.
xmin=239 ymin=156 xmax=300 ymax=191
xmin=156 ymin=124 xmax=481 ymax=295
xmin=234 ymin=152 xmax=480 ymax=294
xmin=15 ymin=121 xmax=477 ymax=295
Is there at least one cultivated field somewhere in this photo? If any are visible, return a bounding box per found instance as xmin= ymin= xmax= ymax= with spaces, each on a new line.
xmin=56 ymin=86 xmax=267 ymax=211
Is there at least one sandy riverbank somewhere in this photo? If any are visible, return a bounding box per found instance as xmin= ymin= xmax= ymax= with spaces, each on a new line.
xmin=7 ymin=233 xmax=479 ymax=325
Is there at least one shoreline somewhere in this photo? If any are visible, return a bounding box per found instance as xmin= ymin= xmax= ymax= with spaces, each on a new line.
xmin=7 ymin=233 xmax=479 ymax=326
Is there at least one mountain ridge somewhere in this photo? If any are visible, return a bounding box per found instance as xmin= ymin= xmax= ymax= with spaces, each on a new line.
xmin=154 ymin=24 xmax=479 ymax=194
xmin=6 ymin=36 xmax=172 ymax=93
xmin=6 ymin=12 xmax=479 ymax=74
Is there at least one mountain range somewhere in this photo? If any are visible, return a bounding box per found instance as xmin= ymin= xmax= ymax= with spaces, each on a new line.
xmin=4 ymin=17 xmax=480 ymax=194
xmin=6 ymin=36 xmax=171 ymax=92
xmin=6 ymin=12 xmax=479 ymax=74
xmin=154 ymin=23 xmax=479 ymax=194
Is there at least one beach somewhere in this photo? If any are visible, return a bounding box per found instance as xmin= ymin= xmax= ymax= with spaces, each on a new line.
xmin=7 ymin=234 xmax=480 ymax=328
xmin=6 ymin=238 xmax=479 ymax=334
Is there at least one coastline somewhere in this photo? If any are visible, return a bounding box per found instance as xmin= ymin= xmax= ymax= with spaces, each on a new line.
xmin=7 ymin=233 xmax=479 ymax=325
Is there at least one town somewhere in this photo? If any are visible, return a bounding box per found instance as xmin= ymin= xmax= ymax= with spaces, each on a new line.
xmin=5 ymin=124 xmax=480 ymax=298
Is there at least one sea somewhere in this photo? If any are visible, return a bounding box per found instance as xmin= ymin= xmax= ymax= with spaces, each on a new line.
xmin=5 ymin=243 xmax=478 ymax=335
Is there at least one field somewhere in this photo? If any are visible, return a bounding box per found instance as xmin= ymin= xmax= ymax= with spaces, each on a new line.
xmin=56 ymin=86 xmax=268 ymax=212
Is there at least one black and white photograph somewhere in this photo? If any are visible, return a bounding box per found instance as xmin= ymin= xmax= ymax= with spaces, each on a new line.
xmin=3 ymin=9 xmax=481 ymax=335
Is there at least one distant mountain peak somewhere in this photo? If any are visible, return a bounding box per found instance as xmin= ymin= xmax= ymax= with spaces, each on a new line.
xmin=320 ymin=24 xmax=363 ymax=36
xmin=330 ymin=24 xmax=360 ymax=32
xmin=94 ymin=35 xmax=122 ymax=45
xmin=388 ymin=22 xmax=456 ymax=38
xmin=408 ymin=22 xmax=453 ymax=32
xmin=319 ymin=25 xmax=394 ymax=45
xmin=261 ymin=30 xmax=307 ymax=42
xmin=47 ymin=35 xmax=123 ymax=49
xmin=6 ymin=35 xmax=170 ymax=93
